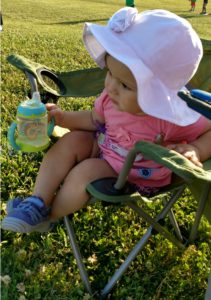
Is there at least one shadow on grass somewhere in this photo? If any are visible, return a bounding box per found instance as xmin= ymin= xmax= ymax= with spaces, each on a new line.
xmin=48 ymin=13 xmax=210 ymax=26
xmin=176 ymin=10 xmax=211 ymax=19
xmin=51 ymin=18 xmax=109 ymax=25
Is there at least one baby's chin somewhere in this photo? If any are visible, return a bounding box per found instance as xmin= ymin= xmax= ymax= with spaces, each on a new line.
xmin=136 ymin=111 xmax=146 ymax=116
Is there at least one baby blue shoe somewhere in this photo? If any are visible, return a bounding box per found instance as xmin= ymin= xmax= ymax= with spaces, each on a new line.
xmin=6 ymin=197 xmax=23 ymax=214
xmin=1 ymin=196 xmax=52 ymax=233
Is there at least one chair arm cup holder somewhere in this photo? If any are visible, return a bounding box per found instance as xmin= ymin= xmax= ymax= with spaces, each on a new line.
xmin=7 ymin=54 xmax=64 ymax=97
xmin=7 ymin=54 xmax=106 ymax=98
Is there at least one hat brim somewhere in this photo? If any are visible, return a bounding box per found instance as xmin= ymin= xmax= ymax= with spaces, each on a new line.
xmin=83 ymin=23 xmax=201 ymax=126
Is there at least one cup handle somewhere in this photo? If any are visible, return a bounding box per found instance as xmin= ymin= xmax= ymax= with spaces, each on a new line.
xmin=8 ymin=122 xmax=21 ymax=150
xmin=47 ymin=117 xmax=55 ymax=136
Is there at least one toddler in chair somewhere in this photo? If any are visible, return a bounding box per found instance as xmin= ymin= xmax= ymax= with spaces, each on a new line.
xmin=2 ymin=7 xmax=211 ymax=233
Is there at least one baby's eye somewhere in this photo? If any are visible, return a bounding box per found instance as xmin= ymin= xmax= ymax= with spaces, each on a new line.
xmin=122 ymin=82 xmax=131 ymax=90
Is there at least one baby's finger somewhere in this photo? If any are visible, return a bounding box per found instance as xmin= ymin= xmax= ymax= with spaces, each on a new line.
xmin=183 ymin=152 xmax=202 ymax=167
xmin=189 ymin=157 xmax=202 ymax=167
xmin=166 ymin=144 xmax=176 ymax=150
xmin=46 ymin=106 xmax=58 ymax=121
xmin=168 ymin=145 xmax=185 ymax=154
xmin=46 ymin=103 xmax=57 ymax=111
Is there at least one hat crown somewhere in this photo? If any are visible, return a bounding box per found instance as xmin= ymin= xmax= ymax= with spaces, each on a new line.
xmin=108 ymin=9 xmax=202 ymax=89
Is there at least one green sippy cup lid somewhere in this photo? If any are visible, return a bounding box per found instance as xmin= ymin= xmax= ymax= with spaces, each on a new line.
xmin=17 ymin=92 xmax=47 ymax=118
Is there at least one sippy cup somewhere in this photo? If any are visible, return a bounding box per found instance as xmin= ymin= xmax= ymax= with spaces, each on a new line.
xmin=8 ymin=92 xmax=55 ymax=152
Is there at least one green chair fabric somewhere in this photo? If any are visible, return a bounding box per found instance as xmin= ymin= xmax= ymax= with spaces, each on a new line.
xmin=189 ymin=39 xmax=211 ymax=92
xmin=135 ymin=141 xmax=211 ymax=223
xmin=86 ymin=141 xmax=211 ymax=220
xmin=178 ymin=90 xmax=211 ymax=120
xmin=177 ymin=89 xmax=211 ymax=223
xmin=7 ymin=54 xmax=106 ymax=98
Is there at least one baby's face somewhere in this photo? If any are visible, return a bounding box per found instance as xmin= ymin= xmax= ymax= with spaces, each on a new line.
xmin=105 ymin=55 xmax=144 ymax=115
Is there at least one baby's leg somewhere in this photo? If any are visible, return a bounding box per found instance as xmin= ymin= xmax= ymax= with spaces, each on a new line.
xmin=1 ymin=132 xmax=116 ymax=233
xmin=50 ymin=158 xmax=117 ymax=219
xmin=33 ymin=131 xmax=99 ymax=207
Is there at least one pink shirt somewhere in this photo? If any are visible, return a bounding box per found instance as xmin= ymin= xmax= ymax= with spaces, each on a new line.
xmin=94 ymin=90 xmax=207 ymax=188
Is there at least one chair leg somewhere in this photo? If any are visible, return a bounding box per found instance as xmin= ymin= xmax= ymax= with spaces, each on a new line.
xmin=101 ymin=186 xmax=186 ymax=298
xmin=64 ymin=216 xmax=93 ymax=295
xmin=162 ymin=194 xmax=184 ymax=242
xmin=101 ymin=226 xmax=153 ymax=298
xmin=129 ymin=186 xmax=186 ymax=248
xmin=128 ymin=206 xmax=185 ymax=249
xmin=167 ymin=208 xmax=184 ymax=242
xmin=189 ymin=183 xmax=211 ymax=242
xmin=64 ymin=183 xmax=206 ymax=297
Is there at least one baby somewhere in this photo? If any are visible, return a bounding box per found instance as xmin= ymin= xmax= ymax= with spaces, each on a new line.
xmin=2 ymin=8 xmax=211 ymax=233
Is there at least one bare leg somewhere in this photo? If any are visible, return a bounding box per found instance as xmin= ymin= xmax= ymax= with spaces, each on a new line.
xmin=1 ymin=131 xmax=117 ymax=233
xmin=50 ymin=158 xmax=117 ymax=219
xmin=33 ymin=131 xmax=99 ymax=206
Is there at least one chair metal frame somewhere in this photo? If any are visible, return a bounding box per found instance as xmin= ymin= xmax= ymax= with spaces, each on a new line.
xmin=63 ymin=146 xmax=210 ymax=298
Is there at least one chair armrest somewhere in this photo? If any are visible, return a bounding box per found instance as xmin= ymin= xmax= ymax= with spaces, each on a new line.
xmin=134 ymin=141 xmax=211 ymax=182
xmin=7 ymin=54 xmax=106 ymax=99
xmin=178 ymin=90 xmax=211 ymax=120
xmin=114 ymin=141 xmax=211 ymax=190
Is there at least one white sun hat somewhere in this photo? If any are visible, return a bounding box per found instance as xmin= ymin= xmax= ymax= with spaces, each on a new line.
xmin=83 ymin=7 xmax=203 ymax=126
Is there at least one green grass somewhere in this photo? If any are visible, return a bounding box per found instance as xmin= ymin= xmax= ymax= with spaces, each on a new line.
xmin=1 ymin=1 xmax=211 ymax=299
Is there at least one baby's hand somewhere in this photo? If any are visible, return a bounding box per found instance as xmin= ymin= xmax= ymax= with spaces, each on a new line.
xmin=167 ymin=143 xmax=202 ymax=167
xmin=46 ymin=103 xmax=65 ymax=127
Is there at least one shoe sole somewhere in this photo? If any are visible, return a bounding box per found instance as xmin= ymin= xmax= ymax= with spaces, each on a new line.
xmin=1 ymin=217 xmax=52 ymax=233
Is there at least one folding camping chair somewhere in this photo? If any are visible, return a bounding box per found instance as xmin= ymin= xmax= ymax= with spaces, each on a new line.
xmin=7 ymin=38 xmax=211 ymax=298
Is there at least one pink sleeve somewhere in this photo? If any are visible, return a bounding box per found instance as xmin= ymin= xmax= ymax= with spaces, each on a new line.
xmin=181 ymin=116 xmax=208 ymax=142
xmin=166 ymin=116 xmax=208 ymax=143
xmin=94 ymin=89 xmax=108 ymax=118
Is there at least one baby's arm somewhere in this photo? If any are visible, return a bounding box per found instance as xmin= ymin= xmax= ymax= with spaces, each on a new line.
xmin=167 ymin=120 xmax=211 ymax=167
xmin=191 ymin=129 xmax=211 ymax=162
xmin=46 ymin=103 xmax=105 ymax=131
xmin=167 ymin=143 xmax=203 ymax=167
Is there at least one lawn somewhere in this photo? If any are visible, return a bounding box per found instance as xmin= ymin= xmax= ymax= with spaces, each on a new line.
xmin=1 ymin=0 xmax=211 ymax=299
